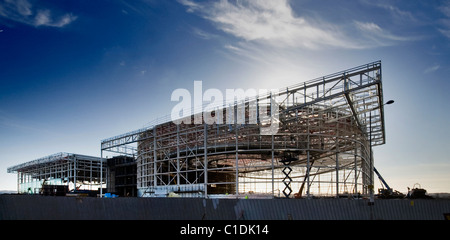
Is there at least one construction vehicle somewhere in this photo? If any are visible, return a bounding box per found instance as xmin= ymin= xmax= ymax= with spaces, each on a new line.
xmin=374 ymin=167 xmax=405 ymax=199
xmin=406 ymin=183 xmax=433 ymax=199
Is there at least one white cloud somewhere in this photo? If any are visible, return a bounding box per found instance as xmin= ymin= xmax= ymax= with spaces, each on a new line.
xmin=181 ymin=0 xmax=354 ymax=49
xmin=0 ymin=0 xmax=77 ymax=28
xmin=439 ymin=1 xmax=450 ymax=18
xmin=34 ymin=10 xmax=77 ymax=27
xmin=361 ymin=0 xmax=417 ymax=23
xmin=34 ymin=9 xmax=50 ymax=26
xmin=179 ymin=0 xmax=412 ymax=50
xmin=11 ymin=0 xmax=32 ymax=16
xmin=354 ymin=21 xmax=412 ymax=45
xmin=424 ymin=64 xmax=440 ymax=74
xmin=191 ymin=27 xmax=218 ymax=40
xmin=439 ymin=2 xmax=450 ymax=39
xmin=56 ymin=13 xmax=77 ymax=27
xmin=178 ymin=0 xmax=202 ymax=13
xmin=438 ymin=28 xmax=450 ymax=39
xmin=177 ymin=0 xmax=417 ymax=89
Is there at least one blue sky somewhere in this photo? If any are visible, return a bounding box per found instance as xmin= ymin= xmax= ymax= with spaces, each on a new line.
xmin=0 ymin=0 xmax=449 ymax=193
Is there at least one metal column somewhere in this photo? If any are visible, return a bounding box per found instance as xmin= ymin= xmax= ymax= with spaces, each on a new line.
xmin=271 ymin=134 xmax=274 ymax=198
xmin=177 ymin=124 xmax=180 ymax=188
xmin=74 ymin=155 xmax=77 ymax=191
xmin=204 ymin=123 xmax=208 ymax=198
xmin=336 ymin=152 xmax=339 ymax=198
xmin=100 ymin=151 xmax=103 ymax=198
xmin=235 ymin=109 xmax=239 ymax=196
xmin=153 ymin=127 xmax=157 ymax=188
xmin=354 ymin=144 xmax=358 ymax=195
xmin=306 ymin=150 xmax=310 ymax=198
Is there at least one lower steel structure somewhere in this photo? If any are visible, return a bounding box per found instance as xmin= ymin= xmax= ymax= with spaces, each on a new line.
xmin=7 ymin=153 xmax=105 ymax=194
xmin=101 ymin=61 xmax=387 ymax=198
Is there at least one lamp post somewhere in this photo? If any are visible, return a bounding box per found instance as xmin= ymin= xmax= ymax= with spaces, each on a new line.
xmin=369 ymin=100 xmax=394 ymax=206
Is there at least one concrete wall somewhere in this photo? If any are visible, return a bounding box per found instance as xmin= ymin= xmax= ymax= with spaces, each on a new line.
xmin=1 ymin=195 xmax=449 ymax=220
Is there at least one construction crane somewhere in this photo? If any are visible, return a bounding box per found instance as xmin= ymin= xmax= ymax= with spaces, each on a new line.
xmin=374 ymin=167 xmax=405 ymax=199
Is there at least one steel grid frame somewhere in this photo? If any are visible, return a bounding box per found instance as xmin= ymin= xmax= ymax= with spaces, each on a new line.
xmin=7 ymin=152 xmax=106 ymax=194
xmin=101 ymin=61 xmax=386 ymax=198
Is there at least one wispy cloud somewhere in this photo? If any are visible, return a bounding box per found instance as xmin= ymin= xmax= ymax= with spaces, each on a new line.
xmin=177 ymin=0 xmax=418 ymax=87
xmin=438 ymin=28 xmax=450 ymax=39
xmin=179 ymin=0 xmax=355 ymax=50
xmin=354 ymin=21 xmax=412 ymax=46
xmin=178 ymin=0 xmax=202 ymax=13
xmin=191 ymin=27 xmax=218 ymax=40
xmin=118 ymin=0 xmax=157 ymax=17
xmin=178 ymin=0 xmax=412 ymax=50
xmin=438 ymin=1 xmax=450 ymax=39
xmin=424 ymin=64 xmax=440 ymax=74
xmin=0 ymin=0 xmax=77 ymax=28
xmin=439 ymin=1 xmax=450 ymax=18
xmin=360 ymin=0 xmax=417 ymax=23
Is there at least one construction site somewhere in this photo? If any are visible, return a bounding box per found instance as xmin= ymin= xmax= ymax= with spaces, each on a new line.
xmin=100 ymin=60 xmax=386 ymax=199
xmin=5 ymin=61 xmax=399 ymax=198
xmin=4 ymin=61 xmax=450 ymax=221
xmin=7 ymin=153 xmax=105 ymax=196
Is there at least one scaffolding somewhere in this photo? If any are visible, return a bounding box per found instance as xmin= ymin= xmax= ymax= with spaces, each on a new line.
xmin=7 ymin=152 xmax=106 ymax=194
xmin=101 ymin=61 xmax=387 ymax=198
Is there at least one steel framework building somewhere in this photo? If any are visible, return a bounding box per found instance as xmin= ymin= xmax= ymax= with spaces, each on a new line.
xmin=101 ymin=61 xmax=387 ymax=198
xmin=7 ymin=153 xmax=106 ymax=194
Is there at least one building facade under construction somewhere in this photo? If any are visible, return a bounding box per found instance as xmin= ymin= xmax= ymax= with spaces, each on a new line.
xmin=101 ymin=61 xmax=388 ymax=199
xmin=7 ymin=153 xmax=105 ymax=195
